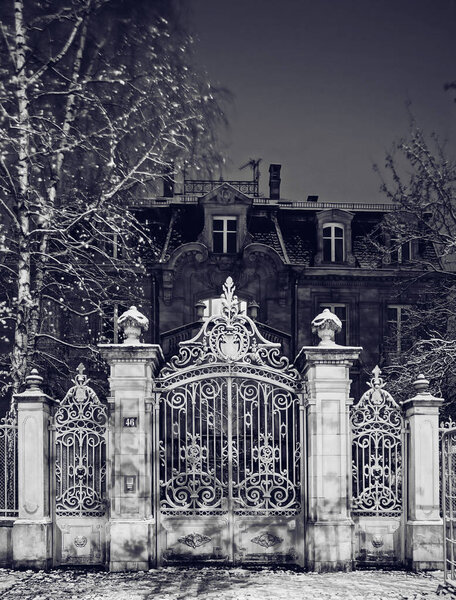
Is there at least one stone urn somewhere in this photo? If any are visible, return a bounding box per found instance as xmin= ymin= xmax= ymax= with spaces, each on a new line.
xmin=311 ymin=308 xmax=342 ymax=346
xmin=118 ymin=306 xmax=149 ymax=344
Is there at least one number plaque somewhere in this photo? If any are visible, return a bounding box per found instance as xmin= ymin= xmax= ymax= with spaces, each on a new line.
xmin=123 ymin=417 xmax=138 ymax=428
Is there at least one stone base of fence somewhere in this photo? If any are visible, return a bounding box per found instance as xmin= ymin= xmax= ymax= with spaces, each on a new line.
xmin=12 ymin=519 xmax=53 ymax=570
xmin=405 ymin=520 xmax=443 ymax=571
xmin=306 ymin=521 xmax=354 ymax=572
xmin=109 ymin=520 xmax=155 ymax=572
xmin=0 ymin=520 xmax=14 ymax=566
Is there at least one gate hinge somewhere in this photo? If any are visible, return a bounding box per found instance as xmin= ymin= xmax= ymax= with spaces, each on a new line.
xmin=48 ymin=416 xmax=56 ymax=431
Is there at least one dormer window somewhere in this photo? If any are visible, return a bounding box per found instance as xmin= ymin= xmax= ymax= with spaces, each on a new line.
xmin=213 ymin=216 xmax=237 ymax=253
xmin=315 ymin=209 xmax=355 ymax=267
xmin=323 ymin=224 xmax=344 ymax=262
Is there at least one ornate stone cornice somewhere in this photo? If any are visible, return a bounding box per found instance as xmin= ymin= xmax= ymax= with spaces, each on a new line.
xmin=294 ymin=346 xmax=362 ymax=372
xmin=98 ymin=344 xmax=164 ymax=374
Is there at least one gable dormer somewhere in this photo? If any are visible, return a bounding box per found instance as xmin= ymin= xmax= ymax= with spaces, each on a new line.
xmin=197 ymin=183 xmax=253 ymax=254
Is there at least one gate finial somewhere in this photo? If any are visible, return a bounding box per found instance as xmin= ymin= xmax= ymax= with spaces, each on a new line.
xmin=75 ymin=363 xmax=87 ymax=386
xmin=221 ymin=277 xmax=238 ymax=319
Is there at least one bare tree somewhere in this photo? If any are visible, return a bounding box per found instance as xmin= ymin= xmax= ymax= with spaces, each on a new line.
xmin=370 ymin=127 xmax=456 ymax=416
xmin=0 ymin=0 xmax=228 ymax=404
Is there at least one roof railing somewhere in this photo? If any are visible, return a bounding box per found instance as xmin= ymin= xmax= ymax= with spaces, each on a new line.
xmin=130 ymin=196 xmax=399 ymax=212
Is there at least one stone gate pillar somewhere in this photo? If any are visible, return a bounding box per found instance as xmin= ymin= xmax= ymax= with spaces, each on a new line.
xmin=403 ymin=374 xmax=443 ymax=570
xmin=296 ymin=309 xmax=361 ymax=571
xmin=99 ymin=306 xmax=163 ymax=572
xmin=12 ymin=370 xmax=56 ymax=569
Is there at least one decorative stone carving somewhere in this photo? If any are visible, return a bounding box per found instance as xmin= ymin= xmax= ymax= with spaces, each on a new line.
xmin=220 ymin=187 xmax=235 ymax=204
xmin=118 ymin=306 xmax=149 ymax=344
xmin=74 ymin=536 xmax=88 ymax=548
xmin=178 ymin=533 xmax=211 ymax=549
xmin=251 ymin=532 xmax=283 ymax=548
xmin=311 ymin=308 xmax=342 ymax=346
xmin=23 ymin=501 xmax=38 ymax=514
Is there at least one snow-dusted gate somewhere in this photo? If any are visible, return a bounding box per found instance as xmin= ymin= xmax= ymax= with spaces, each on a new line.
xmin=0 ymin=412 xmax=18 ymax=518
xmin=154 ymin=278 xmax=305 ymax=565
xmin=351 ymin=368 xmax=405 ymax=566
xmin=442 ymin=426 xmax=456 ymax=590
xmin=53 ymin=366 xmax=108 ymax=565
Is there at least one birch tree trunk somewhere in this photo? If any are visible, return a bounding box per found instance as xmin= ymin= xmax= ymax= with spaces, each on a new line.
xmin=11 ymin=0 xmax=31 ymax=394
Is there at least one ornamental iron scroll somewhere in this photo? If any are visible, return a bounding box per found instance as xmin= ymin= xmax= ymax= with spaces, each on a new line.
xmin=55 ymin=365 xmax=107 ymax=516
xmin=157 ymin=278 xmax=302 ymax=520
xmin=159 ymin=277 xmax=300 ymax=385
xmin=158 ymin=376 xmax=301 ymax=517
xmin=351 ymin=366 xmax=403 ymax=516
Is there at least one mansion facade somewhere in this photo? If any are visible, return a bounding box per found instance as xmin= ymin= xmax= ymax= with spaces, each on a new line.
xmin=127 ymin=165 xmax=437 ymax=399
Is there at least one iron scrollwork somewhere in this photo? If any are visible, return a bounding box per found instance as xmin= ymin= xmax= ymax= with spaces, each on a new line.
xmin=0 ymin=411 xmax=18 ymax=517
xmin=157 ymin=277 xmax=302 ymax=519
xmin=351 ymin=367 xmax=403 ymax=516
xmin=55 ymin=365 xmax=107 ymax=516
xmin=159 ymin=277 xmax=300 ymax=385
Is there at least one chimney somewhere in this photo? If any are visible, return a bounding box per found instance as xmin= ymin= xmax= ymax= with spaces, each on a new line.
xmin=269 ymin=164 xmax=281 ymax=199
xmin=163 ymin=163 xmax=174 ymax=198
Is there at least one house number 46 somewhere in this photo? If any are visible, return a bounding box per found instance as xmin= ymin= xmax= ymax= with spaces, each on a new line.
xmin=123 ymin=417 xmax=138 ymax=428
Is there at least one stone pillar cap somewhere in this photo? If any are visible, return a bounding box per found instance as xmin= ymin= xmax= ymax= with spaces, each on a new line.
xmin=412 ymin=374 xmax=430 ymax=394
xmin=25 ymin=369 xmax=43 ymax=391
xmin=403 ymin=373 xmax=444 ymax=409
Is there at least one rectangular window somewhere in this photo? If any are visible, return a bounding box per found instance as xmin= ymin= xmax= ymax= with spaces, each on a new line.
xmin=386 ymin=305 xmax=409 ymax=353
xmin=202 ymin=297 xmax=247 ymax=320
xmin=41 ymin=299 xmax=60 ymax=336
xmin=391 ymin=239 xmax=412 ymax=264
xmin=213 ymin=217 xmax=237 ymax=253
xmin=101 ymin=303 xmax=127 ymax=343
xmin=104 ymin=232 xmax=124 ymax=259
xmin=319 ymin=303 xmax=348 ymax=345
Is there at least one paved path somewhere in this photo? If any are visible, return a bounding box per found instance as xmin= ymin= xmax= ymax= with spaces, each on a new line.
xmin=0 ymin=567 xmax=450 ymax=599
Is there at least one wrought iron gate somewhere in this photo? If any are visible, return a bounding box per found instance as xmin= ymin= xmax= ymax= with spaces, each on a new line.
xmin=442 ymin=426 xmax=456 ymax=590
xmin=0 ymin=412 xmax=18 ymax=518
xmin=351 ymin=367 xmax=405 ymax=565
xmin=154 ymin=278 xmax=305 ymax=565
xmin=53 ymin=365 xmax=108 ymax=565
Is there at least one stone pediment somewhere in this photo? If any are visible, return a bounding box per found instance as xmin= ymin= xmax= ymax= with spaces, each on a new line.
xmin=198 ymin=182 xmax=253 ymax=207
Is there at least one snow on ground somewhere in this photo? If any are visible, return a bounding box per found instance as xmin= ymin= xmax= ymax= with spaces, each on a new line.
xmin=0 ymin=567 xmax=449 ymax=600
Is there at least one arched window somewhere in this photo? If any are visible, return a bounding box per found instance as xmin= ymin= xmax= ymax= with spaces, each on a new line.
xmin=323 ymin=224 xmax=344 ymax=262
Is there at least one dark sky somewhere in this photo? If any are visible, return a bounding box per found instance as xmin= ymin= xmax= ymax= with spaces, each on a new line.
xmin=190 ymin=0 xmax=456 ymax=202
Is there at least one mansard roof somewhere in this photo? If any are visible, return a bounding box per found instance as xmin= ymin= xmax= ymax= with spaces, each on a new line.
xmin=141 ymin=193 xmax=439 ymax=270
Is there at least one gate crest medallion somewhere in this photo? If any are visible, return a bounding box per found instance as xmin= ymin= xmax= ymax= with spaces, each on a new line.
xmin=161 ymin=277 xmax=300 ymax=383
